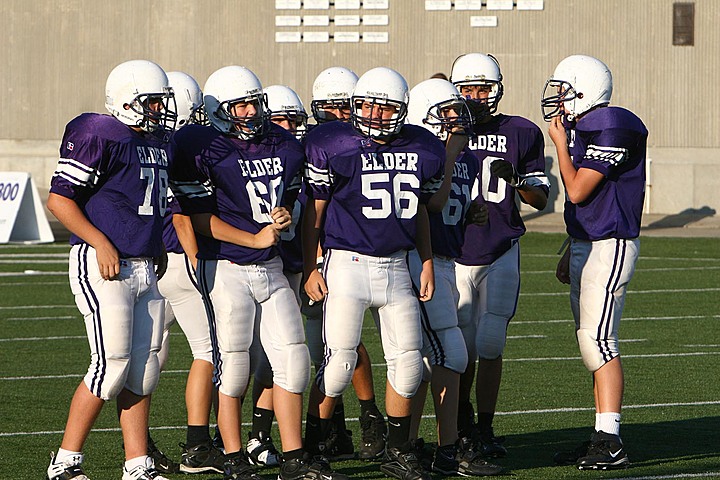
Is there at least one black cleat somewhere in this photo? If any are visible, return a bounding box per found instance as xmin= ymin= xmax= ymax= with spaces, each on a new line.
xmin=224 ymin=453 xmax=263 ymax=480
xmin=147 ymin=438 xmax=179 ymax=474
xmin=279 ymin=454 xmax=350 ymax=480
xmin=576 ymin=431 xmax=630 ymax=470
xmin=472 ymin=426 xmax=507 ymax=458
xmin=246 ymin=431 xmax=280 ymax=467
xmin=180 ymin=440 xmax=226 ymax=474
xmin=431 ymin=439 xmax=503 ymax=477
xmin=358 ymin=409 xmax=387 ymax=460
xmin=380 ymin=447 xmax=432 ymax=480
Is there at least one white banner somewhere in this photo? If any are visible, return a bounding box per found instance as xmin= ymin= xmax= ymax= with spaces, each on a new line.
xmin=0 ymin=172 xmax=54 ymax=243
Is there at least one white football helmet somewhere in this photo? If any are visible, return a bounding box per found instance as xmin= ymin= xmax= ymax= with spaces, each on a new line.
xmin=203 ymin=66 xmax=268 ymax=140
xmin=264 ymin=85 xmax=308 ymax=140
xmin=311 ymin=66 xmax=359 ymax=123
xmin=407 ymin=79 xmax=472 ymax=141
xmin=542 ymin=55 xmax=613 ymax=121
xmin=351 ymin=67 xmax=409 ymax=138
xmin=105 ymin=60 xmax=177 ymax=132
xmin=450 ymin=53 xmax=504 ymax=116
xmin=167 ymin=71 xmax=207 ymax=129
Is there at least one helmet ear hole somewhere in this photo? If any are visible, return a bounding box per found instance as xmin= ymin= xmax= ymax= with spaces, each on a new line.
xmin=577 ymin=92 xmax=584 ymax=99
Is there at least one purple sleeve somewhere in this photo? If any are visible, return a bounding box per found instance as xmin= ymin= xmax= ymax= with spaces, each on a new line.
xmin=304 ymin=140 xmax=332 ymax=201
xmin=50 ymin=117 xmax=106 ymax=200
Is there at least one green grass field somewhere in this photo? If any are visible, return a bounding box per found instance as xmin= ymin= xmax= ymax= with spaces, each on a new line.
xmin=1 ymin=232 xmax=718 ymax=479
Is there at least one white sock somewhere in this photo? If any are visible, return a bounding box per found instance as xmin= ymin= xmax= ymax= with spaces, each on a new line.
xmin=597 ymin=412 xmax=621 ymax=436
xmin=55 ymin=448 xmax=83 ymax=466
xmin=125 ymin=454 xmax=152 ymax=472
xmin=594 ymin=413 xmax=602 ymax=432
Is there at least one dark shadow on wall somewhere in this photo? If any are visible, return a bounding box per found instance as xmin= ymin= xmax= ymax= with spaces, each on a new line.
xmin=645 ymin=206 xmax=717 ymax=229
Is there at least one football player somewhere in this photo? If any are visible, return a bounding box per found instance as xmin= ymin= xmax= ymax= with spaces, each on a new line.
xmin=450 ymin=53 xmax=550 ymax=457
xmin=242 ymin=84 xmax=309 ymax=468
xmin=170 ymin=65 xmax=346 ymax=480
xmin=544 ymin=55 xmax=647 ymax=470
xmin=405 ymin=78 xmax=502 ymax=477
xmin=46 ymin=59 xmax=176 ymax=480
xmin=302 ymin=67 xmax=444 ymax=480
xmin=153 ymin=71 xmax=226 ymax=474
xmin=307 ymin=67 xmax=389 ymax=461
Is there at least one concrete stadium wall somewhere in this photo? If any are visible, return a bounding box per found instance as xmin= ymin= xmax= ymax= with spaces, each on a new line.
xmin=1 ymin=0 xmax=718 ymax=215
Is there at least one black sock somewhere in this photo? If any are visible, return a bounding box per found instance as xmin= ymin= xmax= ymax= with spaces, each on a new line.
xmin=283 ymin=448 xmax=304 ymax=462
xmin=252 ymin=407 xmax=275 ymax=437
xmin=457 ymin=400 xmax=475 ymax=434
xmin=332 ymin=402 xmax=348 ymax=431
xmin=186 ymin=425 xmax=211 ymax=447
xmin=477 ymin=412 xmax=494 ymax=433
xmin=226 ymin=449 xmax=244 ymax=460
xmin=359 ymin=397 xmax=380 ymax=416
xmin=305 ymin=413 xmax=332 ymax=445
xmin=386 ymin=415 xmax=412 ymax=450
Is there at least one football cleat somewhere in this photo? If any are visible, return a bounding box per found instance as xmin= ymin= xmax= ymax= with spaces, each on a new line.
xmin=576 ymin=431 xmax=630 ymax=470
xmin=46 ymin=452 xmax=90 ymax=480
xmin=358 ymin=409 xmax=387 ymax=460
xmin=246 ymin=431 xmax=280 ymax=467
xmin=122 ymin=465 xmax=169 ymax=480
xmin=179 ymin=441 xmax=226 ymax=473
xmin=380 ymin=447 xmax=432 ymax=480
xmin=474 ymin=427 xmax=507 ymax=458
xmin=224 ymin=453 xmax=263 ymax=480
xmin=431 ymin=439 xmax=503 ymax=477
xmin=278 ymin=454 xmax=350 ymax=480
xmin=147 ymin=438 xmax=179 ymax=474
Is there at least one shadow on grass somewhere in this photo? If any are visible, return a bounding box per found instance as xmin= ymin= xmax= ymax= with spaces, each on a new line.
xmin=502 ymin=416 xmax=720 ymax=476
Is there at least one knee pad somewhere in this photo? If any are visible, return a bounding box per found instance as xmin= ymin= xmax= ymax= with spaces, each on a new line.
xmin=387 ymin=349 xmax=423 ymax=398
xmin=274 ymin=342 xmax=311 ymax=394
xmin=216 ymin=350 xmax=251 ymax=398
xmin=125 ymin=350 xmax=161 ymax=396
xmin=317 ymin=348 xmax=357 ymax=397
xmin=305 ymin=316 xmax=325 ymax=368
xmin=577 ymin=327 xmax=619 ymax=372
xmin=476 ymin=314 xmax=508 ymax=360
xmin=424 ymin=326 xmax=468 ymax=374
xmin=85 ymin=354 xmax=131 ymax=400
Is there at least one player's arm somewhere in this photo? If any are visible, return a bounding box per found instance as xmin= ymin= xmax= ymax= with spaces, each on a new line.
xmin=516 ymin=182 xmax=548 ymax=210
xmin=190 ymin=212 xmax=281 ymax=249
xmin=173 ymin=213 xmax=199 ymax=270
xmin=415 ymin=204 xmax=435 ymax=302
xmin=549 ymin=116 xmax=604 ymax=204
xmin=47 ymin=192 xmax=120 ymax=280
xmin=427 ymin=133 xmax=468 ymax=213
xmin=302 ymin=198 xmax=328 ymax=302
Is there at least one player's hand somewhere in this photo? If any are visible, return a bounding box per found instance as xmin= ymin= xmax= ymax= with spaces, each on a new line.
xmin=490 ymin=159 xmax=521 ymax=187
xmin=154 ymin=251 xmax=168 ymax=280
xmin=548 ymin=115 xmax=568 ymax=148
xmin=465 ymin=201 xmax=489 ymax=226
xmin=304 ymin=269 xmax=328 ymax=303
xmin=467 ymin=100 xmax=491 ymax=125
xmin=95 ymin=240 xmax=120 ymax=280
xmin=556 ymin=246 xmax=571 ymax=284
xmin=418 ymin=259 xmax=435 ymax=302
xmin=270 ymin=207 xmax=292 ymax=231
xmin=253 ymin=224 xmax=281 ymax=249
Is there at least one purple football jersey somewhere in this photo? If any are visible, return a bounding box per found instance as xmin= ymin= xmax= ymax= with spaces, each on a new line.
xmin=170 ymin=123 xmax=304 ymax=264
xmin=305 ymin=122 xmax=445 ymax=256
xmin=429 ymin=150 xmax=481 ymax=259
xmin=279 ymin=187 xmax=307 ymax=274
xmin=161 ymin=192 xmax=184 ymax=254
xmin=50 ymin=113 xmax=171 ymax=258
xmin=457 ymin=114 xmax=549 ymax=266
xmin=565 ymin=106 xmax=648 ymax=240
